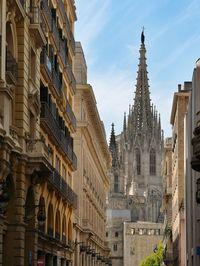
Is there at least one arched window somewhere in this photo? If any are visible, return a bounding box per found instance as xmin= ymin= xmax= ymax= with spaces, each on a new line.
xmin=150 ymin=149 xmax=156 ymax=175
xmin=136 ymin=148 xmax=141 ymax=175
xmin=114 ymin=174 xmax=118 ymax=192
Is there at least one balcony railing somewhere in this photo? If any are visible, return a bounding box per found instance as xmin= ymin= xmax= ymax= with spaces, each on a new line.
xmin=41 ymin=0 xmax=52 ymax=30
xmin=59 ymin=39 xmax=67 ymax=66
xmin=40 ymin=102 xmax=61 ymax=146
xmin=52 ymin=69 xmax=62 ymax=95
xmin=70 ymin=31 xmax=75 ymax=53
xmin=66 ymin=99 xmax=76 ymax=129
xmin=51 ymin=19 xmax=60 ymax=51
xmin=65 ymin=64 xmax=76 ymax=92
xmin=41 ymin=101 xmax=77 ymax=168
xmin=57 ymin=0 xmax=71 ymax=36
xmin=47 ymin=227 xmax=54 ymax=238
xmin=40 ymin=47 xmax=52 ymax=80
xmin=6 ymin=50 xmax=18 ymax=84
xmin=49 ymin=170 xmax=77 ymax=208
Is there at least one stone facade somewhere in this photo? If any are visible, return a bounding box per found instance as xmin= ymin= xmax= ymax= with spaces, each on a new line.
xmin=162 ymin=138 xmax=173 ymax=265
xmin=123 ymin=222 xmax=163 ymax=266
xmin=170 ymin=82 xmax=191 ymax=266
xmin=186 ymin=59 xmax=200 ymax=266
xmin=0 ymin=0 xmax=77 ymax=265
xmin=73 ymin=42 xmax=111 ymax=266
xmin=106 ymin=32 xmax=164 ymax=266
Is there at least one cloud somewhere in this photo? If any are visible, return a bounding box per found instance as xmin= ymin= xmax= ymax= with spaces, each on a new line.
xmin=75 ymin=0 xmax=111 ymax=55
xmin=88 ymin=66 xmax=133 ymax=139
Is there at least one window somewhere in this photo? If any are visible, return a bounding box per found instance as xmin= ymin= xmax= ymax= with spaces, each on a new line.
xmin=150 ymin=149 xmax=156 ymax=175
xmin=114 ymin=174 xmax=119 ymax=192
xmin=113 ymin=244 xmax=117 ymax=251
xmin=106 ymin=232 xmax=108 ymax=237
xmin=136 ymin=148 xmax=141 ymax=175
xmin=115 ymin=232 xmax=118 ymax=237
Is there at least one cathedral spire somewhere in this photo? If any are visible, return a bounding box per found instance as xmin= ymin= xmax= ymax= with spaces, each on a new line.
xmin=132 ymin=31 xmax=152 ymax=134
xmin=109 ymin=123 xmax=119 ymax=167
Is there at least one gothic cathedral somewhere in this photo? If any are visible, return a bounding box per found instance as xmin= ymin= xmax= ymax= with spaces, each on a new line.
xmin=108 ymin=31 xmax=164 ymax=224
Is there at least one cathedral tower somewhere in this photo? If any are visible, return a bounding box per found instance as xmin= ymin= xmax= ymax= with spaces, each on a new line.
xmin=108 ymin=30 xmax=163 ymax=223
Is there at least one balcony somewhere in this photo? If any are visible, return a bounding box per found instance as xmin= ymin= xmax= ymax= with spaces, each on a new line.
xmin=29 ymin=7 xmax=46 ymax=46
xmin=40 ymin=47 xmax=53 ymax=81
xmin=59 ymin=39 xmax=67 ymax=66
xmin=191 ymin=126 xmax=200 ymax=172
xmin=41 ymin=0 xmax=52 ymax=31
xmin=40 ymin=101 xmax=77 ymax=168
xmin=40 ymin=102 xmax=61 ymax=146
xmin=6 ymin=50 xmax=18 ymax=85
xmin=57 ymin=0 xmax=71 ymax=37
xmin=51 ymin=19 xmax=60 ymax=51
xmin=52 ymin=69 xmax=62 ymax=96
xmin=66 ymin=99 xmax=76 ymax=129
xmin=48 ymin=170 xmax=77 ymax=208
xmin=65 ymin=64 xmax=76 ymax=92
xmin=70 ymin=31 xmax=75 ymax=54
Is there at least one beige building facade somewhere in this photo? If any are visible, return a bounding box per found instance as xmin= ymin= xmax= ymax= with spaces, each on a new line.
xmin=170 ymin=82 xmax=191 ymax=266
xmin=123 ymin=221 xmax=163 ymax=266
xmin=0 ymin=0 xmax=77 ymax=265
xmin=185 ymin=59 xmax=200 ymax=266
xmin=162 ymin=138 xmax=173 ymax=266
xmin=73 ymin=42 xmax=111 ymax=266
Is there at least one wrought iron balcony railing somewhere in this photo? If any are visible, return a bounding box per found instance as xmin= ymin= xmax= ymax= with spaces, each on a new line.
xmin=52 ymin=69 xmax=62 ymax=95
xmin=57 ymin=0 xmax=71 ymax=37
xmin=51 ymin=19 xmax=60 ymax=51
xmin=59 ymin=39 xmax=67 ymax=66
xmin=40 ymin=47 xmax=53 ymax=80
xmin=70 ymin=31 xmax=75 ymax=53
xmin=40 ymin=101 xmax=77 ymax=169
xmin=66 ymin=99 xmax=76 ymax=129
xmin=48 ymin=170 xmax=77 ymax=208
xmin=65 ymin=64 xmax=76 ymax=92
xmin=41 ymin=0 xmax=52 ymax=30
xmin=6 ymin=50 xmax=18 ymax=84
xmin=40 ymin=102 xmax=61 ymax=146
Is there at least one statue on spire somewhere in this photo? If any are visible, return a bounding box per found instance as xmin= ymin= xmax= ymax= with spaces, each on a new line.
xmin=141 ymin=27 xmax=145 ymax=44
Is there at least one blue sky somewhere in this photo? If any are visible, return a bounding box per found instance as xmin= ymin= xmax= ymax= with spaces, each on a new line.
xmin=74 ymin=0 xmax=200 ymax=139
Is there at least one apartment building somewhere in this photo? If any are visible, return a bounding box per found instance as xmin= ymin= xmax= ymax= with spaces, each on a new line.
xmin=73 ymin=42 xmax=111 ymax=266
xmin=170 ymin=82 xmax=191 ymax=266
xmin=0 ymin=0 xmax=77 ymax=265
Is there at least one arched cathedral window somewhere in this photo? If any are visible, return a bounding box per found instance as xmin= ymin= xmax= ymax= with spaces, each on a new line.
xmin=114 ymin=174 xmax=119 ymax=192
xmin=136 ymin=148 xmax=141 ymax=175
xmin=150 ymin=149 xmax=156 ymax=175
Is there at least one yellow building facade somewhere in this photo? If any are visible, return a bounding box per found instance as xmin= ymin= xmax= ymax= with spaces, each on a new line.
xmin=0 ymin=0 xmax=77 ymax=265
xmin=73 ymin=42 xmax=111 ymax=266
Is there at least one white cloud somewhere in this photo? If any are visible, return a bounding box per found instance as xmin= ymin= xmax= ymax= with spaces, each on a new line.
xmin=75 ymin=0 xmax=111 ymax=55
xmin=88 ymin=66 xmax=133 ymax=139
